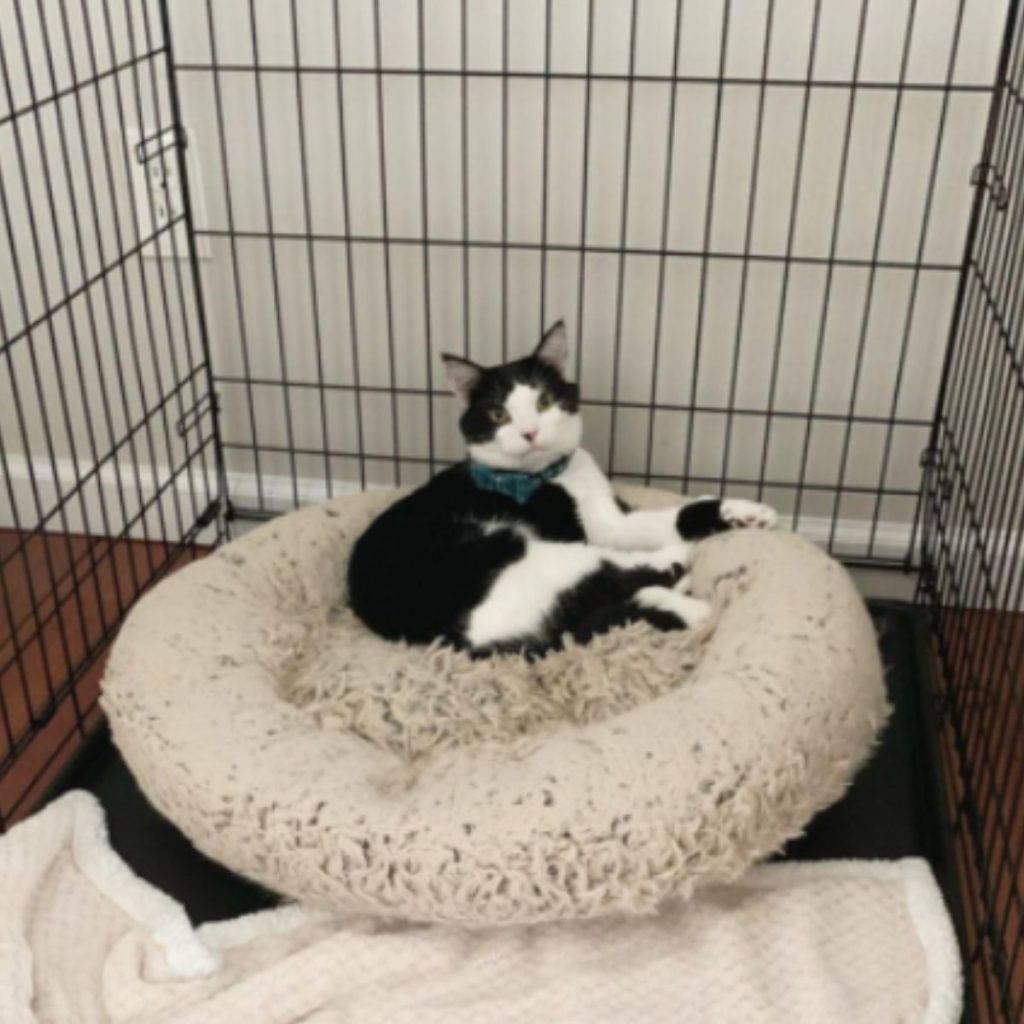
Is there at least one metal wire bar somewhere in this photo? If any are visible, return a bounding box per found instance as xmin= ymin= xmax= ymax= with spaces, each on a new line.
xmin=200 ymin=0 xmax=263 ymax=513
xmin=118 ymin=0 xmax=199 ymax=535
xmin=573 ymin=0 xmax=596 ymax=385
xmin=500 ymin=0 xmax=509 ymax=362
xmin=246 ymin=0 xmax=299 ymax=506
xmin=213 ymin=373 xmax=931 ymax=427
xmin=97 ymin=0 xmax=181 ymax=548
xmin=416 ymin=0 xmax=436 ymax=475
xmin=789 ymin=0 xmax=871 ymax=529
xmin=173 ymin=62 xmax=997 ymax=94
xmin=538 ymin=0 xmax=553 ymax=335
xmin=138 ymin=1 xmax=216 ymax=520
xmin=190 ymin=228 xmax=962 ymax=272
xmin=681 ymin=0 xmax=730 ymax=490
xmin=371 ymin=0 xmax=402 ymax=486
xmin=825 ymin=0 xmax=927 ymax=549
xmin=870 ymin=0 xmax=971 ymax=561
xmin=289 ymin=0 xmax=331 ymax=495
xmin=718 ymin=0 xmax=775 ymax=491
xmin=643 ymin=0 xmax=686 ymax=486
xmin=331 ymin=1 xmax=366 ymax=492
xmin=221 ymin=439 xmax=921 ymax=499
xmin=754 ymin=0 xmax=823 ymax=503
xmin=459 ymin=0 xmax=471 ymax=363
xmin=605 ymin=0 xmax=639 ymax=475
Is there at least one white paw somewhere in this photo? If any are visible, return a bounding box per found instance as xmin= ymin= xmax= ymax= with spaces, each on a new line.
xmin=676 ymin=595 xmax=712 ymax=628
xmin=635 ymin=588 xmax=711 ymax=629
xmin=647 ymin=543 xmax=695 ymax=575
xmin=720 ymin=498 xmax=778 ymax=531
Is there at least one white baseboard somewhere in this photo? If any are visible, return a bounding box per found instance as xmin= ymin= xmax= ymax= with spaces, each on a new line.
xmin=796 ymin=515 xmax=917 ymax=564
xmin=0 ymin=452 xmax=391 ymax=547
xmin=1 ymin=451 xmax=921 ymax=563
xmin=1 ymin=452 xmax=224 ymax=547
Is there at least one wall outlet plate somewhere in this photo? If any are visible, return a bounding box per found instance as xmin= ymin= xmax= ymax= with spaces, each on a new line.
xmin=124 ymin=126 xmax=210 ymax=260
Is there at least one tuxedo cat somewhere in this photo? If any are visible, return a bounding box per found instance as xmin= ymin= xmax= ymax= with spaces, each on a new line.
xmin=348 ymin=322 xmax=777 ymax=657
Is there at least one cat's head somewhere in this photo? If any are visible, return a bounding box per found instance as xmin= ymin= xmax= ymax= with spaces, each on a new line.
xmin=442 ymin=321 xmax=582 ymax=472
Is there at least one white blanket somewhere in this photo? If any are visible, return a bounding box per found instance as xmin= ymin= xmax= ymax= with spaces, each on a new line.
xmin=1 ymin=792 xmax=961 ymax=1024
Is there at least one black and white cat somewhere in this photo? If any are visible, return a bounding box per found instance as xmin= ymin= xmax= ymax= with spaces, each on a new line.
xmin=348 ymin=322 xmax=777 ymax=657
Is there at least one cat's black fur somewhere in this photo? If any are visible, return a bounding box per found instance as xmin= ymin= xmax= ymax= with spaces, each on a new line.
xmin=347 ymin=462 xmax=712 ymax=654
xmin=348 ymin=346 xmax=735 ymax=656
xmin=349 ymin=464 xmax=582 ymax=648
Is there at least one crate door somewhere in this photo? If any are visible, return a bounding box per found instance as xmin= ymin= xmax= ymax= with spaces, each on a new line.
xmin=0 ymin=0 xmax=220 ymax=827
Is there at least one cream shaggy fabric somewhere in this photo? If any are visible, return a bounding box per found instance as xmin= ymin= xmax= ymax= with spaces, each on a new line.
xmin=101 ymin=486 xmax=889 ymax=925
xmin=1 ymin=792 xmax=961 ymax=1024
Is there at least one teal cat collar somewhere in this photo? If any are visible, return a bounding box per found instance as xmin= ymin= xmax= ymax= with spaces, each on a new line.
xmin=467 ymin=454 xmax=571 ymax=504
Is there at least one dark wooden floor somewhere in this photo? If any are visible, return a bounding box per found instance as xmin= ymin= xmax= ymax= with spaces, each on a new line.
xmin=0 ymin=529 xmax=206 ymax=825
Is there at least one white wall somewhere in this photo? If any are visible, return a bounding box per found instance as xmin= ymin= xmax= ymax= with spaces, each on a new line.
xmin=0 ymin=0 xmax=1011 ymax=563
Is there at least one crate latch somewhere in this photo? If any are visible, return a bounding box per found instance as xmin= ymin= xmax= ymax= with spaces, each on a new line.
xmin=134 ymin=125 xmax=186 ymax=166
xmin=971 ymin=162 xmax=1009 ymax=210
xmin=175 ymin=391 xmax=218 ymax=438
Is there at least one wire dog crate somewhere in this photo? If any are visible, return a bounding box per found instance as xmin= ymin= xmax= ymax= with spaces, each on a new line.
xmin=0 ymin=0 xmax=1022 ymax=1020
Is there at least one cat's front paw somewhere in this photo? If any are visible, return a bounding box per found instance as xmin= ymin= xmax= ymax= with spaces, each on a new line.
xmin=720 ymin=498 xmax=778 ymax=531
xmin=648 ymin=543 xmax=695 ymax=580
xmin=634 ymin=588 xmax=710 ymax=629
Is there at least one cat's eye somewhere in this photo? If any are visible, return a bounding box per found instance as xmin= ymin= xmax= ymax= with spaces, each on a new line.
xmin=537 ymin=392 xmax=554 ymax=411
xmin=489 ymin=407 xmax=511 ymax=425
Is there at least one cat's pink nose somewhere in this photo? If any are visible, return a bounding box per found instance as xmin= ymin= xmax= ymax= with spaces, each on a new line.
xmin=521 ymin=428 xmax=538 ymax=443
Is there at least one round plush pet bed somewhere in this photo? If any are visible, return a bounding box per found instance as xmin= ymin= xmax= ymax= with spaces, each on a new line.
xmin=101 ymin=486 xmax=888 ymax=926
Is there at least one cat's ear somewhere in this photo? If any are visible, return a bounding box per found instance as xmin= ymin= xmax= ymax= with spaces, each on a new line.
xmin=441 ymin=353 xmax=483 ymax=407
xmin=533 ymin=320 xmax=569 ymax=375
